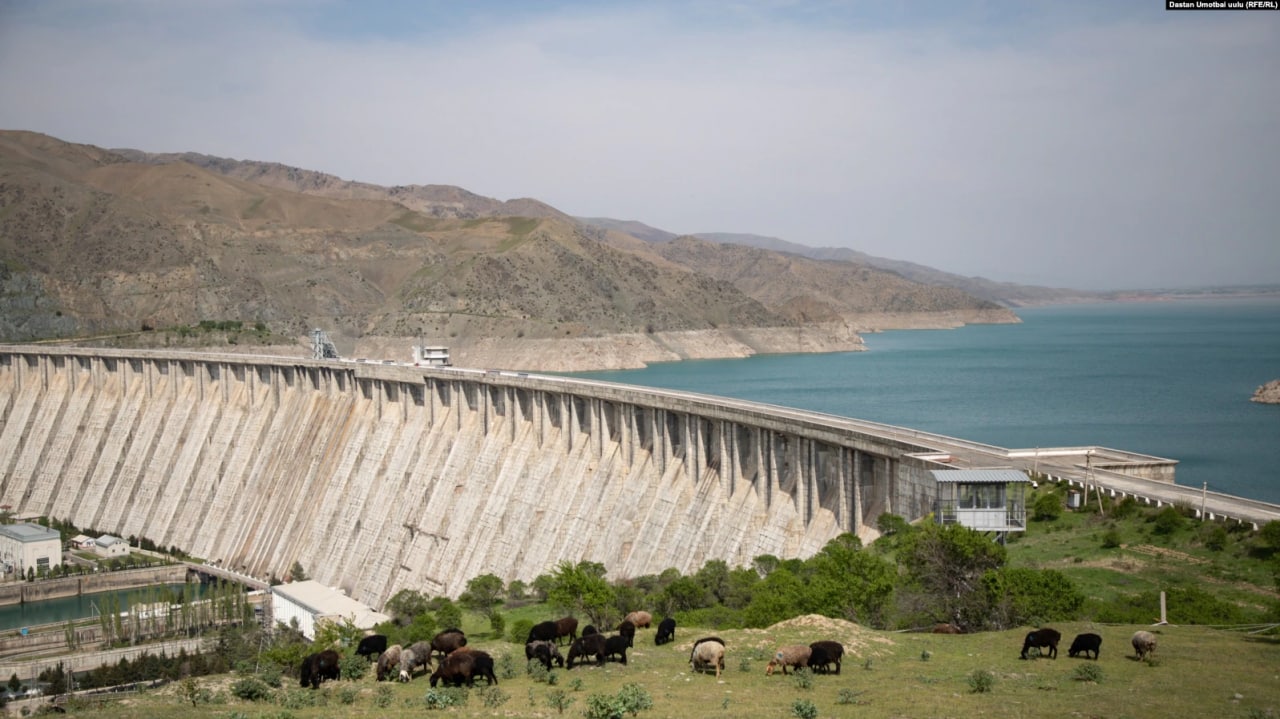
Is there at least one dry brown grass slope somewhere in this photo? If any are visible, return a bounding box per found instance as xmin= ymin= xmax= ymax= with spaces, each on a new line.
xmin=1 ymin=131 xmax=1016 ymax=368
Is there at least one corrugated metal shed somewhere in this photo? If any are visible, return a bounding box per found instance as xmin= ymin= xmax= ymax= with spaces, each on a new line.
xmin=930 ymin=469 xmax=1030 ymax=484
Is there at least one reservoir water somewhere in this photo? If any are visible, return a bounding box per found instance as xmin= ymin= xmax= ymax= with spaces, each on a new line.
xmin=0 ymin=584 xmax=207 ymax=632
xmin=571 ymin=297 xmax=1280 ymax=505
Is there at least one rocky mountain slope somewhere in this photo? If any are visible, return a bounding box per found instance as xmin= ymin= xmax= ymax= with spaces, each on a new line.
xmin=1 ymin=130 xmax=1016 ymax=370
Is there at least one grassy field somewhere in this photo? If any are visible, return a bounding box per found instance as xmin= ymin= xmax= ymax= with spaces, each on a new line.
xmin=28 ymin=497 xmax=1280 ymax=717
xmin=47 ymin=616 xmax=1279 ymax=719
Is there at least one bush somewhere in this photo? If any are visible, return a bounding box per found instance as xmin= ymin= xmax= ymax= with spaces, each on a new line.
xmin=791 ymin=667 xmax=813 ymax=690
xmin=479 ymin=686 xmax=509 ymax=708
xmin=967 ymin=669 xmax=995 ymax=693
xmin=229 ymin=677 xmax=272 ymax=702
xmin=508 ymin=619 xmax=535 ymax=644
xmin=1152 ymin=505 xmax=1187 ymax=535
xmin=339 ymin=652 xmax=367 ymax=681
xmin=1033 ymin=492 xmax=1063 ymax=521
xmin=422 ymin=687 xmax=467 ymax=709
xmin=791 ymin=698 xmax=819 ymax=719
xmin=1073 ymin=663 xmax=1104 ymax=683
xmin=337 ymin=686 xmax=357 ymax=705
xmin=546 ymin=688 xmax=576 ymax=714
xmin=1101 ymin=528 xmax=1123 ymax=549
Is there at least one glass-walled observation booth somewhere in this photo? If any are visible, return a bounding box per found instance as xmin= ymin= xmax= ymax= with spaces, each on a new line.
xmin=932 ymin=469 xmax=1030 ymax=543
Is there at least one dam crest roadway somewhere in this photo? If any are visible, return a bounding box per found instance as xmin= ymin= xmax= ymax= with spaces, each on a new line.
xmin=1 ymin=346 xmax=1276 ymax=610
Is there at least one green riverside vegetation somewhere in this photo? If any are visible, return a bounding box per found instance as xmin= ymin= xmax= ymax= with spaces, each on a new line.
xmin=20 ymin=484 xmax=1280 ymax=718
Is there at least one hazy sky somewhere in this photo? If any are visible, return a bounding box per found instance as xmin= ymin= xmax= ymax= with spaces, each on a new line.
xmin=1 ymin=1 xmax=1277 ymax=291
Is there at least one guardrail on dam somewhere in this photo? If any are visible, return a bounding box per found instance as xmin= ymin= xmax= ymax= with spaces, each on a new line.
xmin=1 ymin=347 xmax=1276 ymax=610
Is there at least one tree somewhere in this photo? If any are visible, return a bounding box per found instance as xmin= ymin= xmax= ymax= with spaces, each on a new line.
xmin=547 ymin=561 xmax=616 ymax=627
xmin=385 ymin=588 xmax=430 ymax=626
xmin=8 ymin=673 xmax=21 ymax=694
xmin=983 ymin=567 xmax=1084 ymax=629
xmin=460 ymin=573 xmax=505 ymax=621
xmin=806 ymin=533 xmax=896 ymax=626
xmin=742 ymin=567 xmax=806 ymax=627
xmin=897 ymin=523 xmax=1007 ymax=630
xmin=288 ymin=561 xmax=308 ymax=582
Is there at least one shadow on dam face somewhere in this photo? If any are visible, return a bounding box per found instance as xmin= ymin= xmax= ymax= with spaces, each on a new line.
xmin=0 ymin=348 xmax=926 ymax=606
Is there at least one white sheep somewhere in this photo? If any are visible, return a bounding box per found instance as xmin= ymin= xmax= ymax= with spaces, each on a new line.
xmin=766 ymin=644 xmax=812 ymax=676
xmin=690 ymin=638 xmax=726 ymax=678
xmin=1131 ymin=630 xmax=1157 ymax=661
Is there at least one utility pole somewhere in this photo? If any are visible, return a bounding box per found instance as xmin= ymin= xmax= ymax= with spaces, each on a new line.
xmin=1201 ymin=482 xmax=1207 ymax=520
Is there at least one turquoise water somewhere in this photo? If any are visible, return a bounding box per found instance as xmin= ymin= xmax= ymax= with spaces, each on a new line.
xmin=0 ymin=583 xmax=207 ymax=632
xmin=571 ymin=297 xmax=1280 ymax=504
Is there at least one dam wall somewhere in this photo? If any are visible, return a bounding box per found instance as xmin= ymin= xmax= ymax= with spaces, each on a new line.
xmin=0 ymin=348 xmax=934 ymax=610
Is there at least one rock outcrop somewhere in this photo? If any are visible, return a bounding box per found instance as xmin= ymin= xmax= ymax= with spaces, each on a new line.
xmin=1251 ymin=380 xmax=1280 ymax=404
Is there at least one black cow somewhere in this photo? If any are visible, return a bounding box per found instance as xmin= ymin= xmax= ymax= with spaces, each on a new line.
xmin=604 ymin=634 xmax=630 ymax=665
xmin=356 ymin=634 xmax=388 ymax=661
xmin=299 ymin=649 xmax=341 ymax=689
xmin=655 ymin=617 xmax=676 ymax=645
xmin=1068 ymin=632 xmax=1102 ymax=660
xmin=1021 ymin=628 xmax=1062 ymax=660
xmin=617 ymin=619 xmax=636 ymax=648
xmin=527 ymin=620 xmax=558 ymax=644
xmin=566 ymin=633 xmax=608 ymax=668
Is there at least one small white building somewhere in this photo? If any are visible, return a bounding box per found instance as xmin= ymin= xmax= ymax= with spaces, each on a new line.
xmin=93 ymin=535 xmax=130 ymax=558
xmin=0 ymin=522 xmax=63 ymax=577
xmin=69 ymin=534 xmax=95 ymax=551
xmin=932 ymin=469 xmax=1031 ymax=542
xmin=271 ymin=580 xmax=390 ymax=640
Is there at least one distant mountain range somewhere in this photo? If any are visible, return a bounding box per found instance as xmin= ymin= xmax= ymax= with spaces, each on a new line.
xmin=0 ymin=129 xmax=1101 ymax=369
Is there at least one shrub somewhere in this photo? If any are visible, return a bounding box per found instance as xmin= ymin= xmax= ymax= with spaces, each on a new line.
xmin=1204 ymin=524 xmax=1229 ymax=551
xmin=508 ymin=619 xmax=534 ymax=645
xmin=791 ymin=698 xmax=819 ymax=719
xmin=1073 ymin=663 xmax=1104 ymax=683
xmin=422 ymin=687 xmax=467 ymax=709
xmin=1101 ymin=528 xmax=1123 ymax=549
xmin=1152 ymin=505 xmax=1186 ymax=535
xmin=836 ymin=688 xmax=867 ymax=705
xmin=546 ymin=688 xmax=576 ymax=715
xmin=373 ymin=685 xmax=393 ymax=708
xmin=498 ymin=652 xmax=517 ymax=680
xmin=278 ymin=688 xmax=323 ymax=709
xmin=479 ymin=686 xmax=510 ymax=708
xmin=921 ymin=650 xmax=932 ymax=662
xmin=967 ymin=669 xmax=995 ymax=693
xmin=791 ymin=667 xmax=814 ymax=690
xmin=339 ymin=652 xmax=367 ymax=681
xmin=337 ymin=686 xmax=357 ymax=705
xmin=616 ymin=683 xmax=653 ymax=715
xmin=229 ymin=677 xmax=272 ymax=702
xmin=1033 ymin=492 xmax=1063 ymax=521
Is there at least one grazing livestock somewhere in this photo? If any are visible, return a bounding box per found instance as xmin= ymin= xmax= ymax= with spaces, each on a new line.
xmin=617 ymin=619 xmax=636 ymax=647
xmin=555 ymin=616 xmax=579 ymax=645
xmin=690 ymin=637 xmax=726 ymax=678
xmin=766 ymin=645 xmax=812 ymax=676
xmin=1020 ymin=628 xmax=1062 ymax=660
xmin=808 ymin=640 xmax=845 ymax=675
xmin=1069 ymin=633 xmax=1103 ymax=660
xmin=1132 ymin=631 xmax=1158 ymax=661
xmin=376 ymin=644 xmax=403 ymax=681
xmin=525 ymin=640 xmax=565 ymax=670
xmin=604 ymin=634 xmax=630 ymax=665
xmin=567 ymin=633 xmax=609 ymax=669
xmin=624 ymin=611 xmax=652 ymax=629
xmin=430 ymin=648 xmax=497 ymax=687
xmin=655 ymin=617 xmax=676 ymax=646
xmin=581 ymin=625 xmax=599 ymax=637
xmin=356 ymin=634 xmax=388 ymax=661
xmin=398 ymin=648 xmax=420 ymax=682
xmin=430 ymin=629 xmax=468 ymax=661
xmin=407 ymin=641 xmax=433 ymax=670
xmin=299 ymin=649 xmax=341 ymax=689
xmin=527 ymin=620 xmax=558 ymax=644
xmin=931 ymin=623 xmax=963 ymax=634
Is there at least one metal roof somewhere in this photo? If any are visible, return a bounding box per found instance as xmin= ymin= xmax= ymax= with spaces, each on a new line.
xmin=0 ymin=522 xmax=61 ymax=543
xmin=272 ymin=580 xmax=390 ymax=628
xmin=930 ymin=469 xmax=1030 ymax=484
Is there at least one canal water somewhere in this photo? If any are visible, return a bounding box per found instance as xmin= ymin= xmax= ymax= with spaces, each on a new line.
xmin=0 ymin=584 xmax=210 ymax=632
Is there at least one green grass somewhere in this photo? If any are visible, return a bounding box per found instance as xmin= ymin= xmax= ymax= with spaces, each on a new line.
xmin=53 ymin=621 xmax=1280 ymax=718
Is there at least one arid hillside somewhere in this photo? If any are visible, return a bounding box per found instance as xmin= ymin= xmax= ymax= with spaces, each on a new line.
xmin=1 ymin=130 xmax=1017 ymax=370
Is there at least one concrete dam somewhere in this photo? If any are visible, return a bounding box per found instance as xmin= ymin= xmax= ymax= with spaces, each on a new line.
xmin=2 ymin=346 xmax=1273 ymax=610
